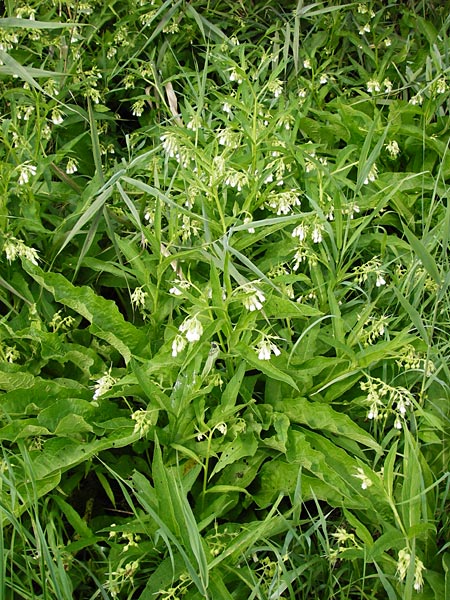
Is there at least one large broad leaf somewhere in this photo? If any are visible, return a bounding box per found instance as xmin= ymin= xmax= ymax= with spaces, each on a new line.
xmin=236 ymin=343 xmax=298 ymax=390
xmin=270 ymin=397 xmax=381 ymax=452
xmin=209 ymin=432 xmax=259 ymax=478
xmin=254 ymin=460 xmax=349 ymax=508
xmin=0 ymin=421 xmax=140 ymax=524
xmin=31 ymin=421 xmax=139 ymax=482
xmin=23 ymin=261 xmax=149 ymax=362
xmin=13 ymin=328 xmax=97 ymax=374
xmin=0 ymin=367 xmax=35 ymax=392
xmin=254 ymin=429 xmax=389 ymax=518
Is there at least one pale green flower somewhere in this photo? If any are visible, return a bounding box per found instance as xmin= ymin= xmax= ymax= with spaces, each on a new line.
xmin=179 ymin=316 xmax=203 ymax=342
xmin=93 ymin=369 xmax=116 ymax=400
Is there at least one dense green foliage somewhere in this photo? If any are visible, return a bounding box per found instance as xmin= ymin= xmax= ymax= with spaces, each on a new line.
xmin=0 ymin=1 xmax=449 ymax=598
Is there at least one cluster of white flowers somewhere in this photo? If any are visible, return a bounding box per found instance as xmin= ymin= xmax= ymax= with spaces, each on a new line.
xmin=186 ymin=114 xmax=202 ymax=130
xmin=160 ymin=132 xmax=191 ymax=167
xmin=276 ymin=114 xmax=294 ymax=130
xmin=229 ymin=67 xmax=243 ymax=84
xmin=17 ymin=162 xmax=37 ymax=185
xmin=359 ymin=314 xmax=388 ymax=346
xmin=395 ymin=345 xmax=435 ymax=377
xmin=292 ymin=246 xmax=317 ymax=271
xmin=292 ymin=223 xmax=306 ymax=242
xmin=241 ymin=284 xmax=266 ymax=312
xmin=267 ymin=78 xmax=283 ymax=98
xmin=217 ymin=127 xmax=241 ymax=149
xmin=266 ymin=189 xmax=301 ymax=215
xmin=51 ymin=107 xmax=64 ymax=125
xmin=123 ymin=74 xmax=135 ymax=89
xmin=386 ymin=140 xmax=400 ymax=158
xmin=359 ymin=23 xmax=371 ymax=35
xmin=292 ymin=221 xmax=324 ymax=244
xmin=304 ymin=146 xmax=328 ymax=173
xmin=342 ymin=201 xmax=360 ymax=219
xmin=169 ymin=279 xmax=191 ymax=296
xmin=172 ymin=315 xmax=203 ymax=357
xmin=130 ymin=286 xmax=148 ymax=310
xmin=409 ymin=93 xmax=423 ymax=106
xmin=360 ymin=376 xmax=414 ymax=430
xmin=353 ymin=257 xmax=387 ymax=288
xmin=434 ymin=77 xmax=448 ymax=95
xmin=179 ymin=214 xmax=200 ymax=242
xmin=263 ymin=151 xmax=290 ymax=185
xmin=366 ymin=79 xmax=380 ymax=94
xmin=224 ymin=169 xmax=248 ymax=191
xmin=0 ymin=29 xmax=18 ymax=51
xmin=92 ymin=369 xmax=116 ymax=401
xmin=255 ymin=336 xmax=281 ymax=361
xmin=363 ymin=162 xmax=378 ymax=184
xmin=17 ymin=105 xmax=35 ymax=121
xmin=397 ymin=548 xmax=425 ymax=592
xmin=353 ymin=466 xmax=373 ymax=490
xmin=66 ymin=157 xmax=78 ymax=174
xmin=3 ymin=236 xmax=39 ymax=265
xmin=196 ymin=421 xmax=227 ymax=441
xmin=131 ymin=99 xmax=145 ymax=117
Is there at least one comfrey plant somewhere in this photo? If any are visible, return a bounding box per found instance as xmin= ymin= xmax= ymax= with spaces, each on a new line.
xmin=0 ymin=1 xmax=448 ymax=599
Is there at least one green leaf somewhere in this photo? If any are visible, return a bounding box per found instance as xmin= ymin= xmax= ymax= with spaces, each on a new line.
xmin=254 ymin=460 xmax=347 ymax=508
xmin=220 ymin=361 xmax=246 ymax=409
xmin=265 ymin=294 xmax=323 ymax=318
xmin=402 ymin=224 xmax=442 ymax=285
xmin=51 ymin=496 xmax=93 ymax=540
xmin=0 ymin=368 xmax=34 ymax=392
xmin=137 ymin=553 xmax=185 ymax=600
xmin=0 ymin=420 xmax=51 ymax=442
xmin=236 ymin=342 xmax=298 ymax=390
xmin=392 ymin=289 xmax=429 ymax=345
xmin=23 ymin=262 xmax=148 ymax=362
xmin=270 ymin=397 xmax=381 ymax=452
xmin=209 ymin=433 xmax=259 ymax=478
xmin=0 ymin=17 xmax=82 ymax=30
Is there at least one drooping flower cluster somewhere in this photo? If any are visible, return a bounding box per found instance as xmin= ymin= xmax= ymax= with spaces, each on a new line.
xmin=17 ymin=162 xmax=37 ymax=185
xmin=240 ymin=284 xmax=266 ymax=312
xmin=363 ymin=162 xmax=378 ymax=184
xmin=131 ymin=409 xmax=155 ymax=437
xmin=360 ymin=376 xmax=414 ymax=430
xmin=255 ymin=336 xmax=281 ymax=361
xmin=3 ymin=236 xmax=39 ymax=265
xmin=130 ymin=286 xmax=147 ymax=310
xmin=353 ymin=257 xmax=387 ymax=288
xmin=160 ymin=132 xmax=191 ymax=167
xmin=172 ymin=315 xmax=204 ymax=357
xmin=92 ymin=369 xmax=116 ymax=401
xmin=353 ymin=466 xmax=373 ymax=490
xmin=396 ymin=548 xmax=425 ymax=592
xmin=265 ymin=189 xmax=301 ymax=215
xmin=395 ymin=345 xmax=435 ymax=377
xmin=358 ymin=314 xmax=389 ymax=346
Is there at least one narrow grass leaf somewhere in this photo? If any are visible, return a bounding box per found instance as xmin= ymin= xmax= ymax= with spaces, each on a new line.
xmin=402 ymin=224 xmax=442 ymax=285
